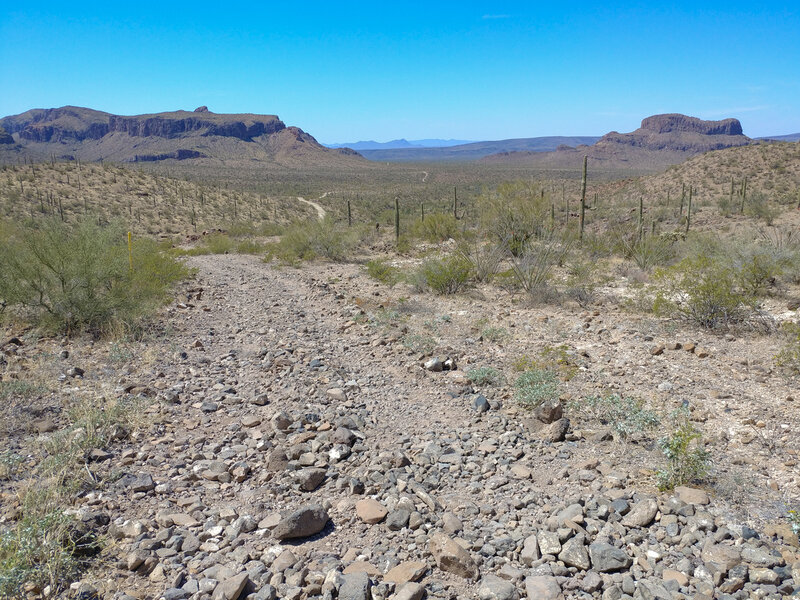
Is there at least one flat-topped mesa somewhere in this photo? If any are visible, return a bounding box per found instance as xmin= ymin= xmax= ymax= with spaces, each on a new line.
xmin=640 ymin=114 xmax=743 ymax=136
xmin=1 ymin=106 xmax=286 ymax=143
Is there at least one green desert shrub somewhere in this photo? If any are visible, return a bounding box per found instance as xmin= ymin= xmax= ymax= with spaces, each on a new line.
xmin=411 ymin=213 xmax=459 ymax=242
xmin=268 ymin=218 xmax=364 ymax=263
xmin=514 ymin=368 xmax=560 ymax=408
xmin=0 ymin=219 xmax=191 ymax=334
xmin=414 ymin=254 xmax=473 ymax=295
xmin=506 ymin=231 xmax=573 ymax=301
xmin=478 ymin=181 xmax=551 ymax=256
xmin=652 ymin=255 xmax=757 ymax=330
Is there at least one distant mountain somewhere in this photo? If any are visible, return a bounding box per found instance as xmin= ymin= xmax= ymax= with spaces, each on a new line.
xmin=0 ymin=105 xmax=364 ymax=167
xmin=482 ymin=114 xmax=752 ymax=172
xmin=356 ymin=136 xmax=601 ymax=162
xmin=326 ymin=138 xmax=473 ymax=150
xmin=758 ymin=133 xmax=800 ymax=142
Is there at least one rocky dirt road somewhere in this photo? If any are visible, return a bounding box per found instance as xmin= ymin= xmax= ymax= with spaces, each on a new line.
xmin=4 ymin=253 xmax=800 ymax=600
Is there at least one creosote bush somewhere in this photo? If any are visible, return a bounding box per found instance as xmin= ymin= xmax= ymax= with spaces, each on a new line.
xmin=652 ymin=255 xmax=757 ymax=330
xmin=0 ymin=219 xmax=191 ymax=334
xmin=267 ymin=218 xmax=368 ymax=263
xmin=411 ymin=213 xmax=459 ymax=242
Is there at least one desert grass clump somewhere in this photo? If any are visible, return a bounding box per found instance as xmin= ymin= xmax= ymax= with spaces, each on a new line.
xmin=514 ymin=368 xmax=560 ymax=409
xmin=505 ymin=231 xmax=573 ymax=301
xmin=0 ymin=219 xmax=191 ymax=335
xmin=0 ymin=394 xmax=145 ymax=597
xmin=365 ymin=259 xmax=401 ymax=287
xmin=478 ymin=182 xmax=551 ymax=256
xmin=775 ymin=321 xmax=800 ymax=374
xmin=456 ymin=239 xmax=503 ymax=283
xmin=414 ymin=254 xmax=473 ymax=295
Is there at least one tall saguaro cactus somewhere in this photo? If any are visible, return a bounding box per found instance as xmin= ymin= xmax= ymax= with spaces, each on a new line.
xmin=394 ymin=197 xmax=400 ymax=242
xmin=579 ymin=155 xmax=587 ymax=241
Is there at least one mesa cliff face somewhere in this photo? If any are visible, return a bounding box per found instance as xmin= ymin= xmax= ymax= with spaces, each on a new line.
xmin=596 ymin=113 xmax=749 ymax=153
xmin=0 ymin=106 xmax=363 ymax=166
xmin=1 ymin=106 xmax=285 ymax=143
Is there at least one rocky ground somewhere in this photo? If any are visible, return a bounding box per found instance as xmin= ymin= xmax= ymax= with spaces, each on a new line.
xmin=2 ymin=252 xmax=800 ymax=600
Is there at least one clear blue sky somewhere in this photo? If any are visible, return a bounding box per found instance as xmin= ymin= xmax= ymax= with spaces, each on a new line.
xmin=2 ymin=2 xmax=798 ymax=142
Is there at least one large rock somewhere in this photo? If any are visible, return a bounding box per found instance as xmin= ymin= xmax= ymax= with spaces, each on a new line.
xmin=339 ymin=572 xmax=371 ymax=600
xmin=589 ymin=542 xmax=632 ymax=572
xmin=701 ymin=541 xmax=741 ymax=573
xmin=272 ymin=505 xmax=329 ymax=540
xmin=356 ymin=498 xmax=388 ymax=524
xmin=633 ymin=579 xmax=673 ymax=600
xmin=478 ymin=574 xmax=518 ymax=600
xmin=392 ymin=582 xmax=425 ymax=600
xmin=384 ymin=561 xmax=427 ymax=584
xmin=622 ymin=498 xmax=658 ymax=528
xmin=211 ymin=572 xmax=249 ymax=600
xmin=524 ymin=575 xmax=561 ymax=599
xmin=558 ymin=534 xmax=590 ymax=570
xmin=429 ymin=532 xmax=478 ymax=580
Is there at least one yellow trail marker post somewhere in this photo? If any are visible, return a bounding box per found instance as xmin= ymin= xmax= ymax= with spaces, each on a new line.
xmin=128 ymin=231 xmax=133 ymax=272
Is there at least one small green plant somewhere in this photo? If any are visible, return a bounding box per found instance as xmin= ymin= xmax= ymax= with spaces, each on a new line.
xmin=788 ymin=509 xmax=800 ymax=536
xmin=402 ymin=332 xmax=437 ymax=355
xmin=514 ymin=368 xmax=560 ymax=408
xmin=456 ymin=240 xmax=503 ymax=283
xmin=267 ymin=218 xmax=365 ymax=263
xmin=775 ymin=321 xmax=800 ymax=374
xmin=366 ymin=258 xmax=401 ymax=286
xmin=414 ymin=254 xmax=473 ymax=295
xmin=466 ymin=366 xmax=506 ymax=387
xmin=572 ymin=394 xmax=659 ymax=440
xmin=0 ymin=451 xmax=24 ymax=480
xmin=656 ymin=409 xmax=711 ymax=490
xmin=481 ymin=326 xmax=508 ymax=343
xmin=0 ymin=380 xmax=46 ymax=402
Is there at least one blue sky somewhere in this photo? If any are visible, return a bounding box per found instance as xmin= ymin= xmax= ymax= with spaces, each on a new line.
xmin=2 ymin=2 xmax=798 ymax=141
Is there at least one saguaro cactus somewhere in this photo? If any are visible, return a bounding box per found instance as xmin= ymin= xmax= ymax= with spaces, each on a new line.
xmin=579 ymin=155 xmax=587 ymax=241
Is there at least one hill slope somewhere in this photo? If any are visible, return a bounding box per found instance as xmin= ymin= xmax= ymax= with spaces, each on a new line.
xmin=0 ymin=106 xmax=363 ymax=168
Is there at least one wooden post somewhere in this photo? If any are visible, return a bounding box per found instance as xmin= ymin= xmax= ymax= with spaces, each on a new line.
xmin=579 ymin=155 xmax=587 ymax=241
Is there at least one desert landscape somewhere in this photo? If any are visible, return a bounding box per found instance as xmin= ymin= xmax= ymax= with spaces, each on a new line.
xmin=0 ymin=100 xmax=799 ymax=600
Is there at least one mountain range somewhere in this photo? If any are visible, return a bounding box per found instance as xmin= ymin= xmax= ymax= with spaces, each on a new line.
xmin=0 ymin=107 xmax=794 ymax=174
xmin=324 ymin=139 xmax=472 ymax=150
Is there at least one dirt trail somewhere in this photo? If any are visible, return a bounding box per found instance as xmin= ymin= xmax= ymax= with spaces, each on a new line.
xmin=4 ymin=252 xmax=799 ymax=599
xmin=296 ymin=193 xmax=329 ymax=220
